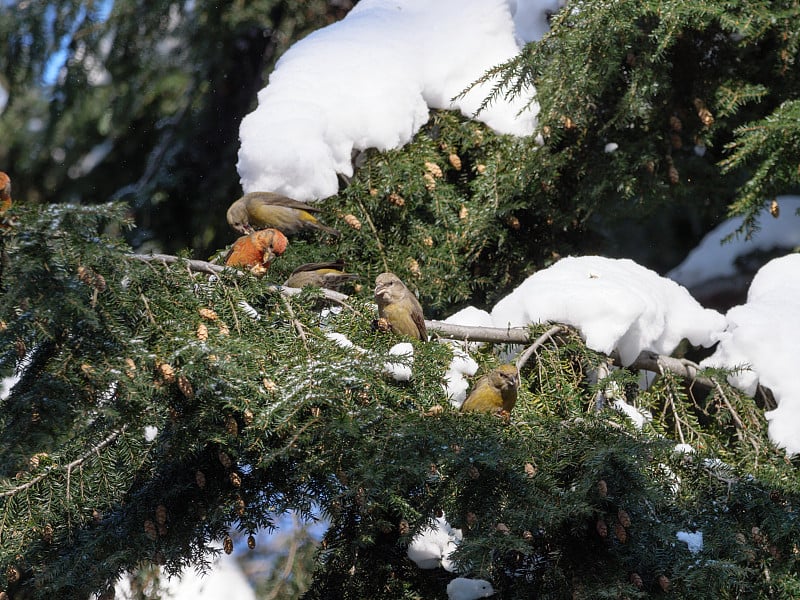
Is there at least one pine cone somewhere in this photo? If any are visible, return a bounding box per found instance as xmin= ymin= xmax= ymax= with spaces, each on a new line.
xmin=198 ymin=307 xmax=218 ymax=321
xmin=388 ymin=192 xmax=405 ymax=207
xmin=343 ymin=213 xmax=362 ymax=230
xmin=177 ymin=375 xmax=194 ymax=399
xmin=424 ymin=161 xmax=443 ymax=178
xmin=618 ymin=509 xmax=631 ymax=528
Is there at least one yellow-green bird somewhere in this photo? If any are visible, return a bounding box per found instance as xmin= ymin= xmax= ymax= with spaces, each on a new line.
xmin=226 ymin=191 xmax=339 ymax=237
xmin=374 ymin=272 xmax=427 ymax=340
xmin=460 ymin=364 xmax=519 ymax=415
xmin=284 ymin=260 xmax=359 ymax=290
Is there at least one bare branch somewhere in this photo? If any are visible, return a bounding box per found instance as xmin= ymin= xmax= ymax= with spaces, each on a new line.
xmin=516 ymin=325 xmax=565 ymax=371
xmin=425 ymin=320 xmax=533 ymax=344
xmin=0 ymin=427 xmax=126 ymax=499
xmin=624 ymin=351 xmax=716 ymax=388
xmin=127 ymin=253 xmax=350 ymax=303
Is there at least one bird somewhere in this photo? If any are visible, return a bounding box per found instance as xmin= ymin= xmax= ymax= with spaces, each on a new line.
xmin=226 ymin=191 xmax=339 ymax=237
xmin=460 ymin=363 xmax=519 ymax=415
xmin=224 ymin=228 xmax=288 ymax=277
xmin=284 ymin=260 xmax=359 ymax=290
xmin=374 ymin=272 xmax=427 ymax=340
xmin=0 ymin=171 xmax=11 ymax=215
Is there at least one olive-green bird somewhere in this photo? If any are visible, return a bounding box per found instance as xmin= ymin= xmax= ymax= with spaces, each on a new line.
xmin=374 ymin=272 xmax=427 ymax=340
xmin=460 ymin=364 xmax=519 ymax=415
xmin=227 ymin=191 xmax=339 ymax=237
xmin=285 ymin=260 xmax=359 ymax=290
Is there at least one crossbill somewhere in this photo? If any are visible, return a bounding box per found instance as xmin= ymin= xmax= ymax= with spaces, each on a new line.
xmin=284 ymin=260 xmax=359 ymax=290
xmin=227 ymin=191 xmax=339 ymax=237
xmin=224 ymin=228 xmax=288 ymax=277
xmin=374 ymin=272 xmax=427 ymax=340
xmin=0 ymin=171 xmax=11 ymax=215
xmin=460 ymin=364 xmax=519 ymax=415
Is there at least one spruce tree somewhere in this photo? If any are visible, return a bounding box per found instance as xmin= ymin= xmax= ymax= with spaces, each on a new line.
xmin=1 ymin=1 xmax=800 ymax=599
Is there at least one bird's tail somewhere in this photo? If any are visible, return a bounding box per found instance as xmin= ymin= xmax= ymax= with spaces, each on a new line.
xmin=314 ymin=223 xmax=340 ymax=236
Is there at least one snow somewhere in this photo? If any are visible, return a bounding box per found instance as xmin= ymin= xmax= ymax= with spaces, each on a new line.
xmin=0 ymin=375 xmax=18 ymax=400
xmin=443 ymin=348 xmax=480 ymax=407
xmin=384 ymin=342 xmax=414 ymax=381
xmin=611 ymin=398 xmax=651 ymax=429
xmin=143 ymin=425 xmax=158 ymax=442
xmin=237 ymin=0 xmax=550 ymax=200
xmin=667 ymin=196 xmax=800 ymax=289
xmin=676 ymin=530 xmax=703 ymax=554
xmin=407 ymin=514 xmax=463 ymax=571
xmin=489 ymin=256 xmax=726 ymax=365
xmin=444 ymin=306 xmax=495 ymax=330
xmin=325 ymin=331 xmax=365 ymax=352
xmin=114 ymin=545 xmax=256 ymax=600
xmin=447 ymin=577 xmax=496 ymax=600
xmin=702 ymin=254 xmax=800 ymax=454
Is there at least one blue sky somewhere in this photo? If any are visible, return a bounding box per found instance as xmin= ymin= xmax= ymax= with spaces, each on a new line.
xmin=42 ymin=0 xmax=114 ymax=85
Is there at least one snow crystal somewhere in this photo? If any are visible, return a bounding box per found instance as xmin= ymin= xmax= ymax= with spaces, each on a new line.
xmin=238 ymin=0 xmax=544 ymax=200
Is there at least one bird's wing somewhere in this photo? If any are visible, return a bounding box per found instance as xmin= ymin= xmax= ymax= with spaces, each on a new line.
xmin=412 ymin=310 xmax=428 ymax=340
xmin=290 ymin=260 xmax=346 ymax=275
xmin=251 ymin=193 xmax=323 ymax=213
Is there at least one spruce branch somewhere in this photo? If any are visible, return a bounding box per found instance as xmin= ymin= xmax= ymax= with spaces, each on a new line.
xmin=279 ymin=293 xmax=309 ymax=352
xmin=127 ymin=252 xmax=349 ymax=303
xmin=0 ymin=427 xmax=127 ymax=499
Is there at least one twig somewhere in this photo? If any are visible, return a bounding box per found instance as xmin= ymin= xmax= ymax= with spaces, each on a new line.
xmin=355 ymin=198 xmax=389 ymax=272
xmin=515 ymin=325 xmax=564 ymax=371
xmin=127 ymin=253 xmax=350 ymax=304
xmin=712 ymin=378 xmax=746 ymax=432
xmin=279 ymin=293 xmax=309 ymax=352
xmin=129 ymin=252 xmax=231 ymax=277
xmin=623 ymin=351 xmax=716 ymax=388
xmin=0 ymin=427 xmax=126 ymax=499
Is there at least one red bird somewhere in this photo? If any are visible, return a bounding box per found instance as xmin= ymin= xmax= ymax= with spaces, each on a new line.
xmin=224 ymin=228 xmax=288 ymax=277
xmin=0 ymin=171 xmax=11 ymax=216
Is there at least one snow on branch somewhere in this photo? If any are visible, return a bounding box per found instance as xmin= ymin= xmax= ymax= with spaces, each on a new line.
xmin=130 ymin=251 xmax=799 ymax=452
xmin=236 ymin=0 xmax=551 ymax=200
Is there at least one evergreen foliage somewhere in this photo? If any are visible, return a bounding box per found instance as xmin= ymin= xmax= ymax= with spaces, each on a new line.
xmin=1 ymin=1 xmax=800 ymax=599
xmin=1 ymin=202 xmax=799 ymax=599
